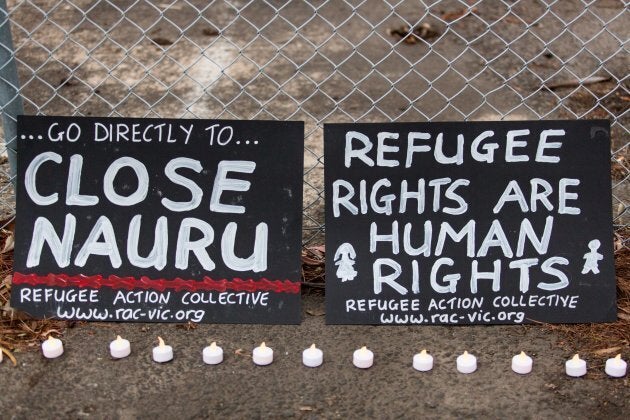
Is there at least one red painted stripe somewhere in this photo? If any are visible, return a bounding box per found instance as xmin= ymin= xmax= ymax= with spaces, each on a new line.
xmin=12 ymin=272 xmax=301 ymax=294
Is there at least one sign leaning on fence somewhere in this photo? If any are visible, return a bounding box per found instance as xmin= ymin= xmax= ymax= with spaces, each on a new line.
xmin=324 ymin=120 xmax=615 ymax=325
xmin=12 ymin=116 xmax=304 ymax=324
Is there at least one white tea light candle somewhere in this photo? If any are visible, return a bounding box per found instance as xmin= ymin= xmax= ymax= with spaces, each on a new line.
xmin=152 ymin=337 xmax=173 ymax=363
xmin=109 ymin=335 xmax=131 ymax=359
xmin=253 ymin=342 xmax=273 ymax=366
xmin=353 ymin=346 xmax=374 ymax=369
xmin=413 ymin=349 xmax=433 ymax=372
xmin=302 ymin=344 xmax=323 ymax=368
xmin=456 ymin=351 xmax=477 ymax=374
xmin=565 ymin=354 xmax=586 ymax=377
xmin=511 ymin=351 xmax=533 ymax=374
xmin=42 ymin=336 xmax=64 ymax=359
xmin=604 ymin=354 xmax=627 ymax=378
xmin=203 ymin=342 xmax=224 ymax=365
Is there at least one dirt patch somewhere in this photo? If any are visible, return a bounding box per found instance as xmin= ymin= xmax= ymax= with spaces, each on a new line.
xmin=555 ymin=82 xmax=630 ymax=226
xmin=557 ymin=81 xmax=630 ymax=152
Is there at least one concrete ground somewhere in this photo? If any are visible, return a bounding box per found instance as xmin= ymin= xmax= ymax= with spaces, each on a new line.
xmin=0 ymin=294 xmax=628 ymax=419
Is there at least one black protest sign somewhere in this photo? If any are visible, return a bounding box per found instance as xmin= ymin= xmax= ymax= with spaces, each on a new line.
xmin=324 ymin=120 xmax=615 ymax=325
xmin=12 ymin=116 xmax=303 ymax=324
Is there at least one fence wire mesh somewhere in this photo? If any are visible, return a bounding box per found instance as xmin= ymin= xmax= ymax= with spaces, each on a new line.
xmin=0 ymin=0 xmax=628 ymax=248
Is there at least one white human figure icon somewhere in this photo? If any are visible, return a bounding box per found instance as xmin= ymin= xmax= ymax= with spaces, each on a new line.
xmin=581 ymin=239 xmax=603 ymax=275
xmin=334 ymin=242 xmax=357 ymax=282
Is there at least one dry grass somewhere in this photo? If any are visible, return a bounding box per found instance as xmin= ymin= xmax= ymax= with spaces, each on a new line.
xmin=301 ymin=245 xmax=326 ymax=292
xmin=0 ymin=250 xmax=68 ymax=364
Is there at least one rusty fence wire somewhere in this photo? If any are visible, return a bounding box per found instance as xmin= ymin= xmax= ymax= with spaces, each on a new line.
xmin=0 ymin=0 xmax=628 ymax=248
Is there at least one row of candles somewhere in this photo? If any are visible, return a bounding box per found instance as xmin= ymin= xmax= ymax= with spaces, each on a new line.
xmin=26 ymin=335 xmax=627 ymax=378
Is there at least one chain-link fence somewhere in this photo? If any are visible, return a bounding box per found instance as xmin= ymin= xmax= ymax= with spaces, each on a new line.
xmin=1 ymin=0 xmax=628 ymax=248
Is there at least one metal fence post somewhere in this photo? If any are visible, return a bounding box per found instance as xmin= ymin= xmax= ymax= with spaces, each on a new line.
xmin=0 ymin=0 xmax=24 ymax=184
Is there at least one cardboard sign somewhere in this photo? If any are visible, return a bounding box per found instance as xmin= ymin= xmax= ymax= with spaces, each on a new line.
xmin=12 ymin=116 xmax=304 ymax=324
xmin=324 ymin=120 xmax=615 ymax=325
